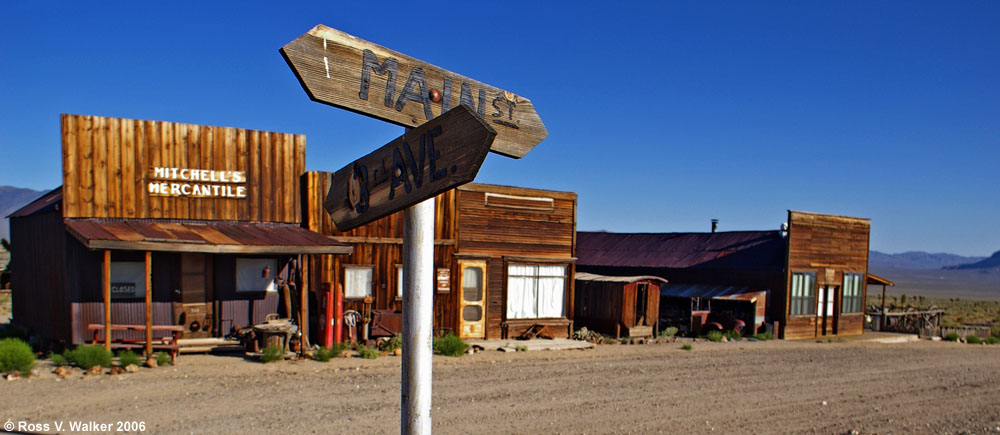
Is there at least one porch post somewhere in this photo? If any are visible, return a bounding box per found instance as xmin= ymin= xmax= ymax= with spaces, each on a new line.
xmin=103 ymin=250 xmax=111 ymax=351
xmin=300 ymin=254 xmax=310 ymax=351
xmin=145 ymin=251 xmax=153 ymax=358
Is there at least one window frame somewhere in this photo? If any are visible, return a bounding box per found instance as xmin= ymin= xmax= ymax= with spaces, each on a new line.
xmin=505 ymin=263 xmax=568 ymax=320
xmin=343 ymin=264 xmax=374 ymax=300
xmin=789 ymin=272 xmax=817 ymax=316
xmin=841 ymin=273 xmax=865 ymax=314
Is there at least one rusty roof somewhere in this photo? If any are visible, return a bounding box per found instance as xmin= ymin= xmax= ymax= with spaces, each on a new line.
xmin=577 ymin=231 xmax=785 ymax=270
xmin=66 ymin=218 xmax=351 ymax=255
xmin=575 ymin=272 xmax=667 ymax=283
xmin=660 ymin=283 xmax=767 ymax=301
xmin=7 ymin=186 xmax=61 ymax=218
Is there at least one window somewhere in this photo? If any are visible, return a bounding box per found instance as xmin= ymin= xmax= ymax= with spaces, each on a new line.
xmin=344 ymin=265 xmax=373 ymax=299
xmin=789 ymin=272 xmax=816 ymax=316
xmin=396 ymin=265 xmax=404 ymax=300
xmin=110 ymin=262 xmax=146 ymax=299
xmin=506 ymin=264 xmax=566 ymax=319
xmin=842 ymin=273 xmax=864 ymax=313
xmin=236 ymin=258 xmax=277 ymax=292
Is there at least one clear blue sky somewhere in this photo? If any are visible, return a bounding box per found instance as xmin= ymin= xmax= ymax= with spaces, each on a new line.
xmin=1 ymin=2 xmax=997 ymax=256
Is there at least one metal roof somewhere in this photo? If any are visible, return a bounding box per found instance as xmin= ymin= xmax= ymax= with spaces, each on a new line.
xmin=660 ymin=283 xmax=767 ymax=301
xmin=7 ymin=186 xmax=61 ymax=218
xmin=577 ymin=230 xmax=785 ymax=270
xmin=575 ymin=272 xmax=667 ymax=283
xmin=65 ymin=218 xmax=352 ymax=255
xmin=866 ymin=274 xmax=895 ymax=286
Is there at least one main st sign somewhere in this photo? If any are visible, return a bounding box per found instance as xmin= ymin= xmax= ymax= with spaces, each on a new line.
xmin=281 ymin=24 xmax=546 ymax=159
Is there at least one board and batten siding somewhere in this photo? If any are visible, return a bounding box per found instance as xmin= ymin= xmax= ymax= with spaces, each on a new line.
xmin=61 ymin=114 xmax=304 ymax=223
xmin=783 ymin=210 xmax=870 ymax=339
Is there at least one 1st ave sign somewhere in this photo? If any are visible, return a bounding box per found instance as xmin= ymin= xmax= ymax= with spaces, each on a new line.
xmin=323 ymin=105 xmax=496 ymax=231
xmin=281 ymin=24 xmax=545 ymax=159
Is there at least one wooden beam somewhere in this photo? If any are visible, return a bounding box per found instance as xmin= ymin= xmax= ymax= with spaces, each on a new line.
xmin=103 ymin=250 xmax=111 ymax=351
xmin=145 ymin=251 xmax=152 ymax=358
xmin=300 ymin=255 xmax=309 ymax=351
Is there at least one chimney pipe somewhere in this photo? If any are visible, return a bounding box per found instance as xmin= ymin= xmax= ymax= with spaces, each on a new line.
xmin=711 ymin=219 xmax=719 ymax=233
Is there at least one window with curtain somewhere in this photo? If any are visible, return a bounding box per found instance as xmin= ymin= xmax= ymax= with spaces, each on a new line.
xmin=789 ymin=272 xmax=816 ymax=316
xmin=344 ymin=265 xmax=373 ymax=299
xmin=842 ymin=273 xmax=864 ymax=313
xmin=506 ymin=264 xmax=566 ymax=319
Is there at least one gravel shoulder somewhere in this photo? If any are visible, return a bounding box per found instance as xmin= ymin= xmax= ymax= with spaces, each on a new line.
xmin=2 ymin=339 xmax=1000 ymax=434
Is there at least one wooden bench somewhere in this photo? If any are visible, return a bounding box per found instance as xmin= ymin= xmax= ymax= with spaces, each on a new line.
xmin=87 ymin=324 xmax=184 ymax=361
xmin=501 ymin=318 xmax=573 ymax=340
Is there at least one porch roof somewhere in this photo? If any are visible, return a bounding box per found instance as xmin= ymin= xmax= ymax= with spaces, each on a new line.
xmin=659 ymin=283 xmax=767 ymax=301
xmin=66 ymin=218 xmax=352 ymax=255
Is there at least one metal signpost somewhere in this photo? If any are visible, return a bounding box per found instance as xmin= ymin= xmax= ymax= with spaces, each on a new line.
xmin=281 ymin=25 xmax=545 ymax=434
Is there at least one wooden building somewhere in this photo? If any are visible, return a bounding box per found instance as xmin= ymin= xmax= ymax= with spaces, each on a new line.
xmin=303 ymin=176 xmax=577 ymax=340
xmin=9 ymin=114 xmax=350 ymax=347
xmin=573 ymin=273 xmax=664 ymax=338
xmin=576 ymin=210 xmax=871 ymax=339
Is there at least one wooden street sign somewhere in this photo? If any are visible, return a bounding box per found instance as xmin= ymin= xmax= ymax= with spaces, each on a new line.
xmin=281 ymin=24 xmax=545 ymax=159
xmin=324 ymin=105 xmax=496 ymax=231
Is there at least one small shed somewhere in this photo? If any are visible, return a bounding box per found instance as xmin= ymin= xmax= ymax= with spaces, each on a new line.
xmin=658 ymin=283 xmax=767 ymax=335
xmin=573 ymin=272 xmax=666 ymax=338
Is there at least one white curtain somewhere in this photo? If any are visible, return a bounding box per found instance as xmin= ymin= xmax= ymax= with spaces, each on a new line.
xmin=345 ymin=266 xmax=373 ymax=298
xmin=506 ymin=264 xmax=566 ymax=319
xmin=507 ymin=265 xmax=535 ymax=319
xmin=537 ymin=266 xmax=565 ymax=318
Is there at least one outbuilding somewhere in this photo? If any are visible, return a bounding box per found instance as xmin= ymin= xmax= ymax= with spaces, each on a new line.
xmin=573 ymin=272 xmax=665 ymax=338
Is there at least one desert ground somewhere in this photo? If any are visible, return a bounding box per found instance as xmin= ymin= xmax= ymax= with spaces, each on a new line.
xmin=2 ymin=338 xmax=999 ymax=434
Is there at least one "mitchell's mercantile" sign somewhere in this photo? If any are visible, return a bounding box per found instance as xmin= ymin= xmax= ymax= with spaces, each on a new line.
xmin=147 ymin=166 xmax=247 ymax=198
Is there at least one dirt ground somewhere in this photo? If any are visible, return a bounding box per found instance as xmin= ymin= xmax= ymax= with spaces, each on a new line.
xmin=2 ymin=338 xmax=999 ymax=434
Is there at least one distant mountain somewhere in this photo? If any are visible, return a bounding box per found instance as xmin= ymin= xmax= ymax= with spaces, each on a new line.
xmin=0 ymin=186 xmax=46 ymax=240
xmin=869 ymin=250 xmax=986 ymax=270
xmin=946 ymin=251 xmax=1000 ymax=270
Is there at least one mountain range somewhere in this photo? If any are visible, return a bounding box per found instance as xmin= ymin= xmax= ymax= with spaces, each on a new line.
xmin=868 ymin=250 xmax=987 ymax=270
xmin=0 ymin=186 xmax=46 ymax=241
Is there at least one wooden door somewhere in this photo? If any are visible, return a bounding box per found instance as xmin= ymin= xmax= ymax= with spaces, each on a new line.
xmin=173 ymin=253 xmax=214 ymax=338
xmin=457 ymin=261 xmax=486 ymax=339
xmin=817 ymin=286 xmax=834 ymax=336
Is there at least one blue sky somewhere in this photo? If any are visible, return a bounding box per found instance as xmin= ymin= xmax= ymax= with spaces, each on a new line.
xmin=1 ymin=2 xmax=997 ymax=256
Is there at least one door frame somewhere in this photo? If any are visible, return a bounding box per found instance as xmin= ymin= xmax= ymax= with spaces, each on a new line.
xmin=457 ymin=260 xmax=487 ymax=339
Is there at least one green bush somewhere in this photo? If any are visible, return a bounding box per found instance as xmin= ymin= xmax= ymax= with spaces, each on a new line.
xmin=155 ymin=351 xmax=172 ymax=366
xmin=659 ymin=326 xmax=679 ymax=338
xmin=991 ymin=325 xmax=1000 ymax=338
xmin=433 ymin=333 xmax=468 ymax=357
xmin=355 ymin=343 xmax=379 ymax=359
xmin=681 ymin=344 xmax=693 ymax=351
xmin=985 ymin=336 xmax=1000 ymax=345
xmin=66 ymin=345 xmax=112 ymax=369
xmin=313 ymin=343 xmax=347 ymax=362
xmin=753 ymin=332 xmax=775 ymax=341
xmin=705 ymin=330 xmax=723 ymax=342
xmin=117 ymin=350 xmax=141 ymax=368
xmin=723 ymin=329 xmax=742 ymax=341
xmin=49 ymin=351 xmax=69 ymax=366
xmin=260 ymin=345 xmax=285 ymax=363
xmin=944 ymin=332 xmax=960 ymax=342
xmin=379 ymin=334 xmax=402 ymax=353
xmin=966 ymin=335 xmax=982 ymax=344
xmin=0 ymin=338 xmax=36 ymax=374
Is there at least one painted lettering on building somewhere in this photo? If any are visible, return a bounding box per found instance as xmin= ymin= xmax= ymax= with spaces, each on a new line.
xmin=147 ymin=167 xmax=247 ymax=199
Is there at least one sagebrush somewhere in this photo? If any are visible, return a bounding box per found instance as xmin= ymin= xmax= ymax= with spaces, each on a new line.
xmin=0 ymin=338 xmax=35 ymax=374
xmin=66 ymin=345 xmax=112 ymax=369
xmin=433 ymin=333 xmax=468 ymax=357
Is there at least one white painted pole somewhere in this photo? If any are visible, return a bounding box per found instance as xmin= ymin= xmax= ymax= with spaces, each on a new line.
xmin=402 ymin=196 xmax=435 ymax=434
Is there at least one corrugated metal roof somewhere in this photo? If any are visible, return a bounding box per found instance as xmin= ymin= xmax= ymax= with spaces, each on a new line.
xmin=660 ymin=283 xmax=766 ymax=301
xmin=7 ymin=186 xmax=61 ymax=218
xmin=575 ymin=272 xmax=667 ymax=283
xmin=576 ymin=231 xmax=785 ymax=270
xmin=65 ymin=218 xmax=351 ymax=254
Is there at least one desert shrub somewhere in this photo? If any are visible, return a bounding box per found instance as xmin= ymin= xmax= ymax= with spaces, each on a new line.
xmin=260 ymin=345 xmax=285 ymax=363
xmin=705 ymin=330 xmax=723 ymax=342
xmin=944 ymin=332 xmax=960 ymax=342
xmin=515 ymin=345 xmax=527 ymax=352
xmin=0 ymin=338 xmax=35 ymax=374
xmin=355 ymin=343 xmax=379 ymax=359
xmin=155 ymin=352 xmax=172 ymax=366
xmin=681 ymin=344 xmax=693 ymax=351
xmin=966 ymin=335 xmax=982 ymax=345
xmin=991 ymin=325 xmax=1000 ymax=338
xmin=313 ymin=343 xmax=348 ymax=362
xmin=0 ymin=324 xmax=28 ymax=340
xmin=66 ymin=345 xmax=112 ymax=369
xmin=659 ymin=326 xmax=679 ymax=338
xmin=49 ymin=351 xmax=68 ymax=366
xmin=433 ymin=333 xmax=468 ymax=357
xmin=753 ymin=332 xmax=775 ymax=341
xmin=379 ymin=334 xmax=402 ymax=353
xmin=985 ymin=336 xmax=1000 ymax=345
xmin=117 ymin=350 xmax=141 ymax=368
xmin=723 ymin=329 xmax=742 ymax=341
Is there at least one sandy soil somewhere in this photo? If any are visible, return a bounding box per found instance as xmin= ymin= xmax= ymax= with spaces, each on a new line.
xmin=2 ymin=339 xmax=999 ymax=434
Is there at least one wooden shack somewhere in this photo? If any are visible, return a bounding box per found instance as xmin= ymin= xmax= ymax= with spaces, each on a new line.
xmin=9 ymin=114 xmax=350 ymax=347
xmin=576 ymin=210 xmax=871 ymax=339
xmin=303 ymin=177 xmax=577 ymax=340
xmin=573 ymin=272 xmax=664 ymax=338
